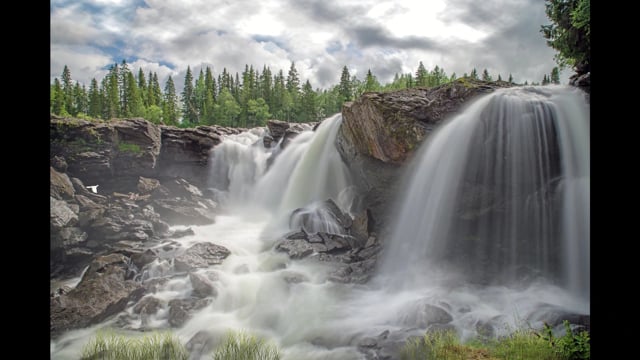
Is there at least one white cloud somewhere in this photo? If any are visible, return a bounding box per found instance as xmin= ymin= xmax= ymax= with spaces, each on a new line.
xmin=50 ymin=45 xmax=113 ymax=86
xmin=51 ymin=0 xmax=569 ymax=90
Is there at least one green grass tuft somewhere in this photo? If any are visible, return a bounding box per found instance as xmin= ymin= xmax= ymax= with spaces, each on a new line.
xmin=212 ymin=330 xmax=281 ymax=360
xmin=80 ymin=330 xmax=189 ymax=360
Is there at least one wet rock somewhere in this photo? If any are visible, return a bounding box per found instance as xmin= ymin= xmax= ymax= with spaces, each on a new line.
xmin=266 ymin=120 xmax=290 ymax=144
xmin=50 ymin=167 xmax=75 ymax=200
xmin=50 ymin=197 xmax=78 ymax=230
xmin=51 ymin=155 xmax=68 ymax=172
xmin=137 ymin=176 xmax=161 ymax=194
xmin=50 ymin=253 xmax=146 ymax=338
xmin=133 ymin=296 xmax=162 ymax=315
xmin=174 ymin=242 xmax=231 ymax=272
xmin=58 ymin=227 xmax=88 ymax=247
xmin=169 ymin=227 xmax=195 ymax=239
xmin=168 ymin=298 xmax=211 ymax=327
xmin=399 ymin=302 xmax=453 ymax=328
xmin=189 ymin=272 xmax=218 ymax=298
xmin=275 ymin=239 xmax=314 ymax=259
xmin=153 ymin=198 xmax=215 ymax=225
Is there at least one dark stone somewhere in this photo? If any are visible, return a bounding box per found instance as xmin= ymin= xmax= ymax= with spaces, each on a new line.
xmin=174 ymin=242 xmax=231 ymax=272
xmin=50 ymin=167 xmax=75 ymax=200
xmin=336 ymin=79 xmax=511 ymax=230
xmin=168 ymin=298 xmax=211 ymax=327
xmin=137 ymin=176 xmax=161 ymax=194
xmin=50 ymin=253 xmax=146 ymax=338
xmin=51 ymin=155 xmax=68 ymax=172
xmin=186 ymin=330 xmax=217 ymax=359
xmin=153 ymin=198 xmax=215 ymax=226
xmin=170 ymin=227 xmax=195 ymax=239
xmin=50 ymin=197 xmax=78 ymax=230
xmin=189 ymin=272 xmax=218 ymax=298
xmin=275 ymin=239 xmax=314 ymax=259
xmin=133 ymin=296 xmax=162 ymax=315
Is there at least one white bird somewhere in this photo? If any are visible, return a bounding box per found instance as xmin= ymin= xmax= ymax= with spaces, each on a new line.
xmin=86 ymin=185 xmax=99 ymax=194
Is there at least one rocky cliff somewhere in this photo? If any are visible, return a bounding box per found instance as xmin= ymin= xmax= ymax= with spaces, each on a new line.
xmin=336 ymin=78 xmax=512 ymax=228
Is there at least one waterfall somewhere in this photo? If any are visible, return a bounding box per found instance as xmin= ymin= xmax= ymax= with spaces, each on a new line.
xmin=378 ymin=85 xmax=589 ymax=300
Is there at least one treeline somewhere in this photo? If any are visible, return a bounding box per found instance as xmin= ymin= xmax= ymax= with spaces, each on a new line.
xmin=50 ymin=61 xmax=560 ymax=127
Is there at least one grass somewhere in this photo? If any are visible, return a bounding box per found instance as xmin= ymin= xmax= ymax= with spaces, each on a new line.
xmin=117 ymin=141 xmax=142 ymax=154
xmin=212 ymin=330 xmax=281 ymax=360
xmin=80 ymin=330 xmax=189 ymax=360
xmin=80 ymin=329 xmax=281 ymax=360
xmin=400 ymin=324 xmax=589 ymax=360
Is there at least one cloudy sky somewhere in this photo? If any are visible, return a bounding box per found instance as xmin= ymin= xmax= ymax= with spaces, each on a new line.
xmin=51 ymin=0 xmax=567 ymax=93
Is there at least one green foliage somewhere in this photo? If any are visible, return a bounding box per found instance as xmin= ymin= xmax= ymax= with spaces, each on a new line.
xmin=541 ymin=0 xmax=590 ymax=72
xmin=81 ymin=330 xmax=189 ymax=360
xmin=117 ymin=142 xmax=142 ymax=154
xmin=400 ymin=323 xmax=589 ymax=360
xmin=212 ymin=330 xmax=280 ymax=360
xmin=540 ymin=321 xmax=590 ymax=360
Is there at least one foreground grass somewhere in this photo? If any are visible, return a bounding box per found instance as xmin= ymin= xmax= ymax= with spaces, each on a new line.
xmin=80 ymin=330 xmax=189 ymax=360
xmin=400 ymin=321 xmax=589 ymax=360
xmin=212 ymin=330 xmax=281 ymax=360
xmin=80 ymin=329 xmax=280 ymax=360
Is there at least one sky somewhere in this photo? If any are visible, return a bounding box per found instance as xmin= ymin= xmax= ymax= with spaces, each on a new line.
xmin=50 ymin=0 xmax=569 ymax=93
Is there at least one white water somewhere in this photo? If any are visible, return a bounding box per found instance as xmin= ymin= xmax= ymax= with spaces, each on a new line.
xmin=52 ymin=88 xmax=590 ymax=359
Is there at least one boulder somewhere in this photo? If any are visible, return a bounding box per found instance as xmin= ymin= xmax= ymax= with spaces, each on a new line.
xmin=336 ymin=79 xmax=511 ymax=230
xmin=168 ymin=298 xmax=211 ymax=327
xmin=174 ymin=242 xmax=231 ymax=272
xmin=137 ymin=176 xmax=161 ymax=194
xmin=51 ymin=155 xmax=68 ymax=172
xmin=50 ymin=167 xmax=75 ymax=200
xmin=50 ymin=197 xmax=78 ymax=230
xmin=189 ymin=272 xmax=218 ymax=298
xmin=50 ymin=253 xmax=145 ymax=338
xmin=111 ymin=118 xmax=162 ymax=178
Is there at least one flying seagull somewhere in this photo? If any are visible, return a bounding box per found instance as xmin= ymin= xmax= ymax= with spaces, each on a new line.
xmin=86 ymin=185 xmax=99 ymax=194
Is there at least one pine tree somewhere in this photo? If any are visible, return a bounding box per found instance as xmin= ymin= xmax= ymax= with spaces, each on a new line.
xmin=550 ymin=66 xmax=561 ymax=84
xmin=482 ymin=68 xmax=493 ymax=82
xmin=286 ymin=62 xmax=300 ymax=94
xmin=508 ymin=73 xmax=514 ymax=83
xmin=73 ymin=82 xmax=88 ymax=116
xmin=470 ymin=68 xmax=479 ymax=80
xmin=151 ymin=73 xmax=162 ymax=107
xmin=299 ymin=80 xmax=316 ymax=122
xmin=124 ymin=71 xmax=144 ymax=117
xmin=415 ymin=61 xmax=428 ymax=87
xmin=163 ymin=76 xmax=178 ymax=125
xmin=119 ymin=60 xmax=130 ymax=116
xmin=88 ymin=78 xmax=102 ymax=118
xmin=204 ymin=67 xmax=216 ymax=125
xmin=137 ymin=68 xmax=147 ymax=106
xmin=195 ymin=69 xmax=207 ymax=122
xmin=364 ymin=69 xmax=379 ymax=92
xmin=52 ymin=78 xmax=67 ymax=116
xmin=103 ymin=64 xmax=120 ymax=119
xmin=497 ymin=74 xmax=503 ymax=82
xmin=182 ymin=66 xmax=198 ymax=125
xmin=61 ymin=65 xmax=74 ymax=115
xmin=339 ymin=66 xmax=352 ymax=102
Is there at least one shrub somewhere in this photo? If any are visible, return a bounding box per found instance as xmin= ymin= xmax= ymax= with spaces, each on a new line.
xmin=117 ymin=141 xmax=142 ymax=153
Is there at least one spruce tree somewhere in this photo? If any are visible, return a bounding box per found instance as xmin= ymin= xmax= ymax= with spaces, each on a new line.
xmin=339 ymin=66 xmax=352 ymax=102
xmin=182 ymin=66 xmax=198 ymax=125
xmin=61 ymin=65 xmax=74 ymax=115
xmin=415 ymin=62 xmax=428 ymax=87
xmin=482 ymin=68 xmax=493 ymax=81
xmin=508 ymin=73 xmax=514 ymax=83
xmin=163 ymin=76 xmax=178 ymax=125
xmin=88 ymin=78 xmax=102 ymax=118
xmin=151 ymin=73 xmax=162 ymax=107
xmin=550 ymin=66 xmax=561 ymax=84
xmin=52 ymin=78 xmax=67 ymax=116
xmin=470 ymin=68 xmax=479 ymax=80
xmin=137 ymin=68 xmax=148 ymax=107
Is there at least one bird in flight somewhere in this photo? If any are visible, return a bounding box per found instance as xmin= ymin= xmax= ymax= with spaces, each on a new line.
xmin=86 ymin=185 xmax=99 ymax=194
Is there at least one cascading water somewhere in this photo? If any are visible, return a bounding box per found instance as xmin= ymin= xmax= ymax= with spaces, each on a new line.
xmin=377 ymin=85 xmax=589 ymax=309
xmin=51 ymin=86 xmax=589 ymax=360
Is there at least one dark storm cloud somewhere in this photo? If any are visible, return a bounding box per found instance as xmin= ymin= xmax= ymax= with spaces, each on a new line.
xmin=349 ymin=23 xmax=446 ymax=51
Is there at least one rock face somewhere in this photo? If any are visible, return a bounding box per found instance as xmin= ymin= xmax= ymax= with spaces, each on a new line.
xmin=275 ymin=200 xmax=380 ymax=284
xmin=50 ymin=117 xmax=243 ymax=190
xmin=336 ymin=79 xmax=512 ymax=229
xmin=50 ymin=254 xmax=145 ymax=338
xmin=158 ymin=125 xmax=242 ymax=185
